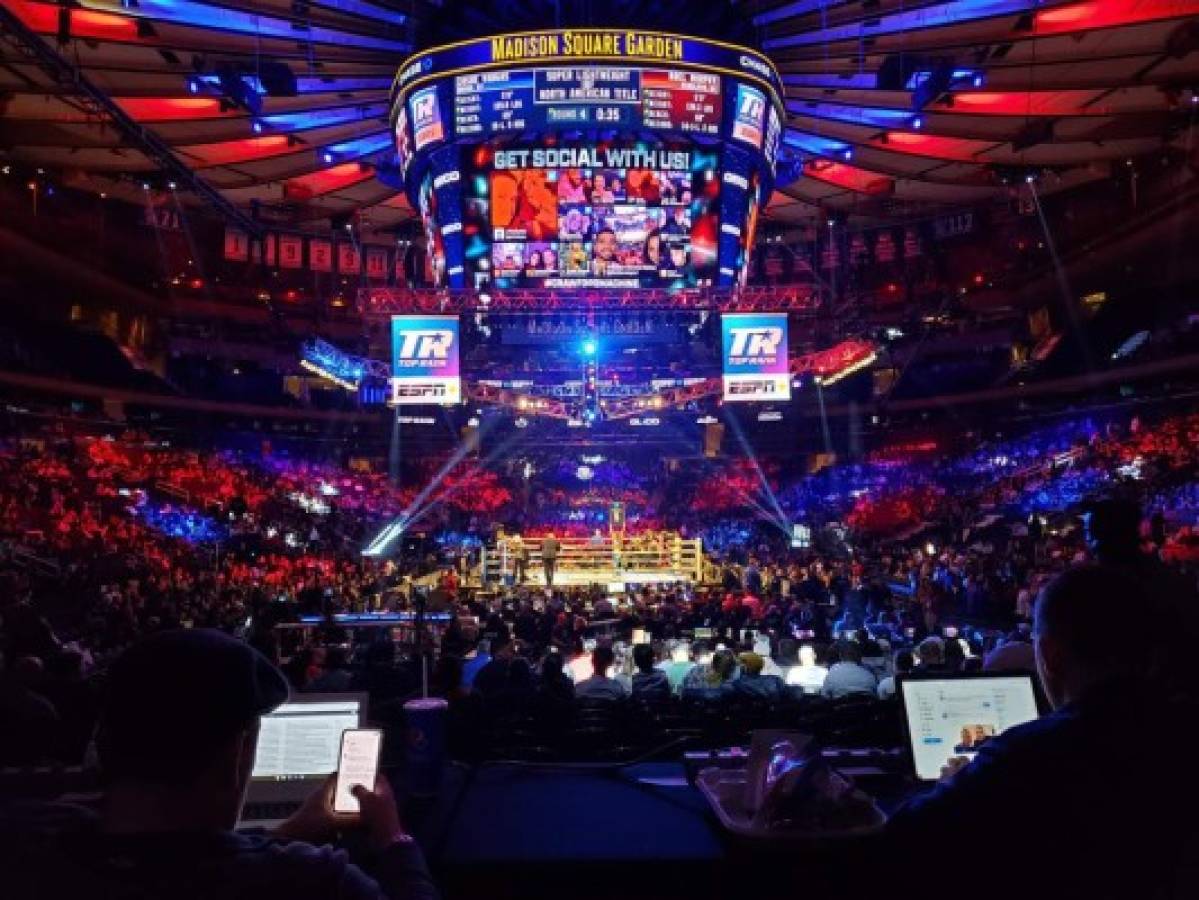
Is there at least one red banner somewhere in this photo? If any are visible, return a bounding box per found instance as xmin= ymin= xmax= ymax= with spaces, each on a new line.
xmin=278 ymin=235 xmax=303 ymax=269
xmin=365 ymin=247 xmax=388 ymax=280
xmin=223 ymin=227 xmax=249 ymax=262
xmin=338 ymin=244 xmax=361 ymax=274
xmin=309 ymin=239 xmax=333 ymax=273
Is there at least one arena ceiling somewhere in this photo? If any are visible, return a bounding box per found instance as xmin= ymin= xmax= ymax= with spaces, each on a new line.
xmin=2 ymin=0 xmax=1197 ymax=236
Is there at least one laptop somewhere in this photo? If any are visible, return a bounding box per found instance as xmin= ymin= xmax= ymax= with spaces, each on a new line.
xmin=239 ymin=693 xmax=367 ymax=829
xmin=898 ymin=672 xmax=1040 ymax=782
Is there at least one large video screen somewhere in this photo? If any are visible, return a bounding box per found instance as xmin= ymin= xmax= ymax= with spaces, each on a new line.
xmin=463 ymin=143 xmax=720 ymax=289
xmin=454 ymin=67 xmax=721 ymax=138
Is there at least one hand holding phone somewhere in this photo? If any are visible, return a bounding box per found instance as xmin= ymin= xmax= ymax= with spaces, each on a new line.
xmin=333 ymin=729 xmax=383 ymax=815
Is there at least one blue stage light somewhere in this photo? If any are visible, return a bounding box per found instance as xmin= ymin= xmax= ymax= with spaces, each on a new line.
xmin=582 ymin=340 xmax=597 ymax=356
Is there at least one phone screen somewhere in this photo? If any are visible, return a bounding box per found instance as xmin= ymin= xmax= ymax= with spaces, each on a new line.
xmin=332 ymin=729 xmax=383 ymax=814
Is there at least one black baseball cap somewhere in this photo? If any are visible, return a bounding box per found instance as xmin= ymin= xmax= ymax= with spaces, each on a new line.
xmin=97 ymin=629 xmax=290 ymax=784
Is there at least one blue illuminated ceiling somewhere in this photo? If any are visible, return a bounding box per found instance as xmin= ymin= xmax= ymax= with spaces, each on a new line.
xmin=3 ymin=0 xmax=1197 ymax=231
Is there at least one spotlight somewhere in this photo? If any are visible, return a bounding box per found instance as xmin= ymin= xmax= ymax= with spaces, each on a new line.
xmin=168 ymin=181 xmax=177 ymax=190
xmin=912 ymin=116 xmax=924 ymax=129
xmin=582 ymin=339 xmax=597 ymax=356
xmin=322 ymin=151 xmax=334 ymax=163
xmin=1024 ymin=173 xmax=1036 ymax=183
xmin=252 ymin=121 xmax=264 ymax=134
xmin=142 ymin=182 xmax=150 ymax=190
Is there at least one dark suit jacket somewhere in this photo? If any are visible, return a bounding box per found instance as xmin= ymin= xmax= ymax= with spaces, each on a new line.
xmin=886 ymin=680 xmax=1199 ymax=900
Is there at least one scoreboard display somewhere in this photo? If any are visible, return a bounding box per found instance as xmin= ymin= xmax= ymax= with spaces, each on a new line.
xmin=454 ymin=67 xmax=721 ymax=137
xmin=391 ymin=30 xmax=786 ymax=289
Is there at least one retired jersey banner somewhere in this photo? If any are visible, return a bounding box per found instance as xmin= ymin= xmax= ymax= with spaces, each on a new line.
xmin=366 ymin=247 xmax=389 ymax=280
xmin=278 ymin=235 xmax=303 ymax=269
xmin=390 ymin=315 xmax=461 ymax=405
xmin=338 ymin=243 xmax=362 ymax=274
xmin=223 ymin=227 xmax=250 ymax=262
xmin=721 ymin=312 xmax=790 ymax=403
xmin=309 ymin=239 xmax=333 ymax=272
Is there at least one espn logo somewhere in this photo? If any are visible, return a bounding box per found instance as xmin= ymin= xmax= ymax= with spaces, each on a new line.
xmin=728 ymin=327 xmax=783 ymax=360
xmin=396 ymin=330 xmax=454 ymax=361
xmin=729 ymin=381 xmax=778 ymax=396
xmin=392 ymin=383 xmax=448 ymax=398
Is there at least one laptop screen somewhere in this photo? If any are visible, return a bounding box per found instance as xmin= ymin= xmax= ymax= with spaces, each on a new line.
xmin=251 ymin=698 xmax=363 ymax=780
xmin=900 ymin=675 xmax=1040 ymax=781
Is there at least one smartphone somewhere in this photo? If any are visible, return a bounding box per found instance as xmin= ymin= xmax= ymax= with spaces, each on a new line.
xmin=332 ymin=728 xmax=383 ymax=815
xmin=905 ymin=627 xmax=916 ymax=638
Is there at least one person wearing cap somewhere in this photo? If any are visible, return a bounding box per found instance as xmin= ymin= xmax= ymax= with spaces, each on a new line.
xmin=0 ymin=629 xmax=437 ymax=900
xmin=730 ymin=652 xmax=786 ymax=701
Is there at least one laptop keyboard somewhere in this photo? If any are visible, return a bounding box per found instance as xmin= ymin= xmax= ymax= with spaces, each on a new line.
xmin=241 ymin=800 xmax=303 ymax=822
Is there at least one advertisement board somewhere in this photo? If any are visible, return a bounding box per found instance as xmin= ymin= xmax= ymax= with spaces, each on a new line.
xmin=721 ymin=312 xmax=790 ymax=402
xmin=390 ymin=315 xmax=461 ymax=405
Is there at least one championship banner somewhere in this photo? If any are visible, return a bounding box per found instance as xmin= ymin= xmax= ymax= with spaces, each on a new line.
xmin=366 ymin=246 xmax=389 ymax=280
xmin=278 ymin=235 xmax=303 ymax=269
xmin=390 ymin=315 xmax=461 ymax=405
xmin=265 ymin=234 xmax=277 ymax=267
xmin=309 ymin=238 xmax=333 ymax=272
xmin=338 ymin=243 xmax=362 ymax=274
xmin=720 ymin=312 xmax=790 ymax=403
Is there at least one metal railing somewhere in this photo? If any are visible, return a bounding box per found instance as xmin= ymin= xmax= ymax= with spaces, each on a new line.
xmin=359 ymin=285 xmax=820 ymax=316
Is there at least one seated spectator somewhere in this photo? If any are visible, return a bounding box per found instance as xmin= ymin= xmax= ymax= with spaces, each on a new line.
xmin=460 ymin=631 xmax=490 ymax=688
xmin=683 ymin=648 xmax=737 ymax=702
xmin=564 ymin=639 xmax=593 ymax=684
xmin=886 ymin=565 xmax=1199 ymax=900
xmin=983 ymin=631 xmax=1037 ymax=674
xmin=472 ymin=633 xmax=516 ymax=697
xmin=537 ymin=652 xmax=575 ymax=705
xmin=305 ymin=645 xmax=353 ymax=693
xmin=576 ymin=646 xmax=628 ymax=701
xmin=766 ymin=637 xmax=798 ymax=681
xmin=915 ymin=636 xmax=949 ymax=673
xmin=785 ymin=644 xmax=828 ymax=695
xmin=630 ymin=643 xmax=671 ymax=700
xmin=877 ymin=649 xmax=915 ymax=699
xmin=731 ymin=652 xmax=786 ymax=701
xmin=0 ymin=629 xmax=436 ymax=900
xmin=821 ymin=641 xmax=878 ymax=699
xmin=659 ymin=641 xmax=694 ymax=694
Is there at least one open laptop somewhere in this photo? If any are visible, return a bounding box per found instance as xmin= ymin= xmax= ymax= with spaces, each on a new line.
xmin=239 ymin=693 xmax=367 ymax=829
xmin=898 ymin=672 xmax=1040 ymax=782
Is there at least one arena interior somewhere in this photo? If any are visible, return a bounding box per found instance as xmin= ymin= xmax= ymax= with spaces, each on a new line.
xmin=2 ymin=1 xmax=1199 ymax=898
